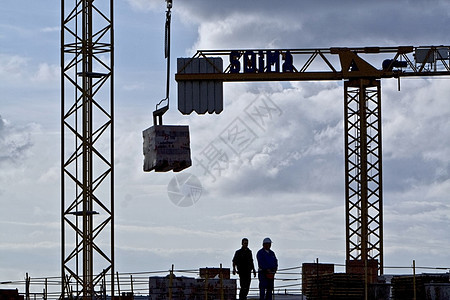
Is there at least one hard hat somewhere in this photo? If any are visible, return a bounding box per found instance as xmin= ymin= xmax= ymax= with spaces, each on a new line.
xmin=263 ymin=237 xmax=272 ymax=244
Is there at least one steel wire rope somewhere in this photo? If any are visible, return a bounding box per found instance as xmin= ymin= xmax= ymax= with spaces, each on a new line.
xmin=277 ymin=265 xmax=302 ymax=271
xmin=274 ymin=283 xmax=302 ymax=288
xmin=153 ymin=0 xmax=172 ymax=121
xmin=274 ymin=277 xmax=300 ymax=281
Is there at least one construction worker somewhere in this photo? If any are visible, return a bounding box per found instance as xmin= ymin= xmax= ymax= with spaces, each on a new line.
xmin=232 ymin=238 xmax=257 ymax=300
xmin=256 ymin=237 xmax=278 ymax=300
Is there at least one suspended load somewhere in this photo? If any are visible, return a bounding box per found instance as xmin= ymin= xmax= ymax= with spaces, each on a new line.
xmin=142 ymin=0 xmax=192 ymax=173
xmin=143 ymin=125 xmax=191 ymax=172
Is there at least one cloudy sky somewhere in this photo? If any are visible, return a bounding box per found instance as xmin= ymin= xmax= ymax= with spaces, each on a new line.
xmin=1 ymin=0 xmax=450 ymax=291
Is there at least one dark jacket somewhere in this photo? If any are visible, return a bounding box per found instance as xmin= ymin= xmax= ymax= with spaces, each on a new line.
xmin=233 ymin=248 xmax=255 ymax=274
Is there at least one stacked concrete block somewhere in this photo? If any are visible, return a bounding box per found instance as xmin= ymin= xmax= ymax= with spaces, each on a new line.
xmin=143 ymin=125 xmax=191 ymax=172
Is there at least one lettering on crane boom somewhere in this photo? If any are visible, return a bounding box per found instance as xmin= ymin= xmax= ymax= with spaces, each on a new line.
xmin=229 ymin=50 xmax=294 ymax=74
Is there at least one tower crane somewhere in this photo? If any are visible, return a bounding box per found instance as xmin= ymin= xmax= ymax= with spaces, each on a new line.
xmin=60 ymin=0 xmax=175 ymax=298
xmin=175 ymin=46 xmax=450 ymax=275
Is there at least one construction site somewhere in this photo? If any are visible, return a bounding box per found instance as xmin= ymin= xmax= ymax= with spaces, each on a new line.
xmin=1 ymin=1 xmax=450 ymax=300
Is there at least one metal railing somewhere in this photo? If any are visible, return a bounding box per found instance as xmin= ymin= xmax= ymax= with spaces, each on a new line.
xmin=1 ymin=261 xmax=449 ymax=300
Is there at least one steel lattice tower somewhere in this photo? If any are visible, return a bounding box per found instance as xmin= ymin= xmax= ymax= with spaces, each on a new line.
xmin=61 ymin=0 xmax=114 ymax=298
xmin=344 ymin=79 xmax=383 ymax=274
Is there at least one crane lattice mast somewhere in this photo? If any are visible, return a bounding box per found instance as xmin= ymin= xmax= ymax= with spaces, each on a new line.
xmin=61 ymin=0 xmax=114 ymax=298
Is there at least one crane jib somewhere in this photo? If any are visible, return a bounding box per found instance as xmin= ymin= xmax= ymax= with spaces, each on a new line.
xmin=176 ymin=46 xmax=450 ymax=82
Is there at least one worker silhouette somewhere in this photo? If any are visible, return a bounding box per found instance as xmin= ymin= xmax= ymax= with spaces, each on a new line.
xmin=257 ymin=237 xmax=278 ymax=300
xmin=232 ymin=238 xmax=257 ymax=300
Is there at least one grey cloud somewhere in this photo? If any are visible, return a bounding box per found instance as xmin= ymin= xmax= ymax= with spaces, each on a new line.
xmin=0 ymin=115 xmax=5 ymax=131
xmin=0 ymin=115 xmax=34 ymax=163
xmin=175 ymin=1 xmax=450 ymax=48
xmin=384 ymin=156 xmax=442 ymax=192
xmin=190 ymin=92 xmax=345 ymax=197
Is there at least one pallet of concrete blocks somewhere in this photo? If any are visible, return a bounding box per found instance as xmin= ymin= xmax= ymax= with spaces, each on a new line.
xmin=143 ymin=125 xmax=192 ymax=172
xmin=198 ymin=278 xmax=236 ymax=300
xmin=149 ymin=276 xmax=198 ymax=300
xmin=148 ymin=276 xmax=236 ymax=300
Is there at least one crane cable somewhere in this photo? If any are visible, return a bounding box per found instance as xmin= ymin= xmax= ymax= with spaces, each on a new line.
xmin=153 ymin=0 xmax=172 ymax=125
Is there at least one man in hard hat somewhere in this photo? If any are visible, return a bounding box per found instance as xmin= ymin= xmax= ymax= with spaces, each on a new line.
xmin=232 ymin=238 xmax=257 ymax=300
xmin=256 ymin=237 xmax=278 ymax=300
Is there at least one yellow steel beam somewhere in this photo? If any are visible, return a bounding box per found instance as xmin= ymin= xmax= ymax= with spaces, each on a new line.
xmin=176 ymin=46 xmax=450 ymax=82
